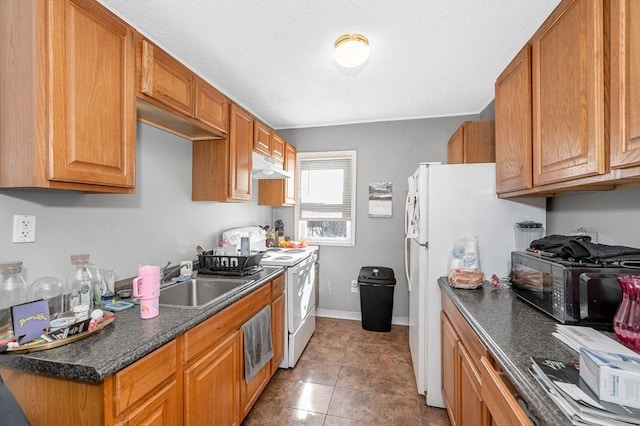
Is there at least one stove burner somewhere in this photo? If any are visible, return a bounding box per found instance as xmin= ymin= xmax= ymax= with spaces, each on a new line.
xmin=274 ymin=256 xmax=293 ymax=260
xmin=285 ymin=249 xmax=306 ymax=254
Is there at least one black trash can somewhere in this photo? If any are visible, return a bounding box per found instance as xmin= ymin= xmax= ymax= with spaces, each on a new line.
xmin=358 ymin=266 xmax=396 ymax=332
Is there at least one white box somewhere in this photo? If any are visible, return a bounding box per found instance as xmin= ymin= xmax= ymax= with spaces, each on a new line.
xmin=579 ymin=347 xmax=640 ymax=409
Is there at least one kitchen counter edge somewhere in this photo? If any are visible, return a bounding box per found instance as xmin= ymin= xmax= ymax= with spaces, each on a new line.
xmin=0 ymin=267 xmax=286 ymax=383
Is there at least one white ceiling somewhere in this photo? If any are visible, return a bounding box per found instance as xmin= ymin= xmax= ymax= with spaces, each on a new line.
xmin=99 ymin=0 xmax=561 ymax=130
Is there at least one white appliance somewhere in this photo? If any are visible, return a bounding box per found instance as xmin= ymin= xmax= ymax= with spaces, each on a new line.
xmin=220 ymin=227 xmax=317 ymax=368
xmin=404 ymin=163 xmax=546 ymax=408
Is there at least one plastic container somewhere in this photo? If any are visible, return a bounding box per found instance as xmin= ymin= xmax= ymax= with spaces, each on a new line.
xmin=0 ymin=261 xmax=29 ymax=340
xmin=65 ymin=254 xmax=97 ymax=312
xmin=358 ymin=266 xmax=396 ymax=332
xmin=30 ymin=276 xmax=64 ymax=316
xmin=514 ymin=221 xmax=544 ymax=252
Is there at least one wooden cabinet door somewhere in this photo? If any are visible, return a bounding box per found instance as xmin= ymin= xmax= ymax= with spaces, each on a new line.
xmin=441 ymin=312 xmax=459 ymax=426
xmin=253 ymin=120 xmax=272 ymax=156
xmin=229 ymin=104 xmax=253 ymax=201
xmin=284 ymin=143 xmax=297 ymax=205
xmin=120 ymin=381 xmax=180 ymax=426
xmin=459 ymin=343 xmax=488 ymax=426
xmin=271 ymin=133 xmax=286 ymax=163
xmin=448 ymin=126 xmax=465 ymax=164
xmin=610 ymin=0 xmax=640 ymax=168
xmin=140 ymin=39 xmax=195 ymax=117
xmin=49 ymin=0 xmax=135 ymax=188
xmin=495 ymin=45 xmax=533 ymax=193
xmin=271 ymin=293 xmax=285 ymax=374
xmin=240 ymin=328 xmax=272 ymax=420
xmin=532 ymin=0 xmax=605 ymax=185
xmin=184 ymin=331 xmax=241 ymax=426
xmin=195 ymin=77 xmax=229 ymax=135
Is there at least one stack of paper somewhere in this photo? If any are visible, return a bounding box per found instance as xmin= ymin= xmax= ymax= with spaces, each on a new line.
xmin=530 ymin=357 xmax=640 ymax=426
xmin=553 ymin=325 xmax=637 ymax=357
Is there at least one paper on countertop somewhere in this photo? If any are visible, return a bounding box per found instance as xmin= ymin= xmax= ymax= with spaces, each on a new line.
xmin=554 ymin=325 xmax=637 ymax=357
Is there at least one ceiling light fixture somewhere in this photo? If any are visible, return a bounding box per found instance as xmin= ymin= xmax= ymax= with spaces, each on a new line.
xmin=333 ymin=34 xmax=370 ymax=68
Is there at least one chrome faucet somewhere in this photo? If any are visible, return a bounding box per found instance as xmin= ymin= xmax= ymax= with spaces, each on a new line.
xmin=161 ymin=261 xmax=182 ymax=286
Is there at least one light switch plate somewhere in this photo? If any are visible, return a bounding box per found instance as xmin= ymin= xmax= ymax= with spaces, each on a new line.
xmin=13 ymin=214 xmax=36 ymax=243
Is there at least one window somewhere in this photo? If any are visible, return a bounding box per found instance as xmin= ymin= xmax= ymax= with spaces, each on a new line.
xmin=295 ymin=150 xmax=357 ymax=246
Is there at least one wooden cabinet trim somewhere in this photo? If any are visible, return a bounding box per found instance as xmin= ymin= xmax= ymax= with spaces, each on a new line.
xmin=114 ymin=340 xmax=177 ymax=417
xmin=271 ymin=274 xmax=285 ymax=299
xmin=480 ymin=356 xmax=532 ymax=426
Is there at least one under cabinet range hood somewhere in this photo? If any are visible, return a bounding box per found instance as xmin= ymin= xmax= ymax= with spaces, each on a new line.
xmin=252 ymin=152 xmax=292 ymax=179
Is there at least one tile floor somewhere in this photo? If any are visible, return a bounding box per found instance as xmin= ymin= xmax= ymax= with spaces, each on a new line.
xmin=242 ymin=317 xmax=451 ymax=425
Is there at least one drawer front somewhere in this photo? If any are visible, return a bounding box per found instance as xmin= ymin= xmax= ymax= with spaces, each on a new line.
xmin=183 ymin=283 xmax=271 ymax=363
xmin=114 ymin=340 xmax=177 ymax=417
xmin=271 ymin=274 xmax=285 ymax=300
xmin=480 ymin=356 xmax=532 ymax=426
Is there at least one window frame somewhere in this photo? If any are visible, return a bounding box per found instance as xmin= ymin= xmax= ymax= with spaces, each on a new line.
xmin=294 ymin=150 xmax=357 ymax=247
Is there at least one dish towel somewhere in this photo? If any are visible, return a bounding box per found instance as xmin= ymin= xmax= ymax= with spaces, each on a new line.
xmin=241 ymin=305 xmax=273 ymax=383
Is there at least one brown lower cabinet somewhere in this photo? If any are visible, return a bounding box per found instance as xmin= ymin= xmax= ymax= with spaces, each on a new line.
xmin=0 ymin=275 xmax=285 ymax=426
xmin=441 ymin=291 xmax=531 ymax=426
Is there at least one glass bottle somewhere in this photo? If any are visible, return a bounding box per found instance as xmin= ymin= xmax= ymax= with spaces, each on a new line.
xmin=30 ymin=276 xmax=64 ymax=316
xmin=65 ymin=254 xmax=96 ymax=312
xmin=0 ymin=261 xmax=29 ymax=340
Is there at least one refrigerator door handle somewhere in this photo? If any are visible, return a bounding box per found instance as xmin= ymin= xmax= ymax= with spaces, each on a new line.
xmin=405 ymin=236 xmax=411 ymax=292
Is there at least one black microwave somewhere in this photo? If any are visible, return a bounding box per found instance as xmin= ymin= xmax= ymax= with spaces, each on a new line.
xmin=510 ymin=251 xmax=638 ymax=330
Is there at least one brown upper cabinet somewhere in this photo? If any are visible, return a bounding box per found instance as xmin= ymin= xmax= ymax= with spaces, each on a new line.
xmin=0 ymin=0 xmax=136 ymax=193
xmin=135 ymin=34 xmax=229 ymax=140
xmin=532 ymin=0 xmax=605 ymax=186
xmin=496 ymin=0 xmax=640 ymax=197
xmin=253 ymin=121 xmax=285 ymax=164
xmin=447 ymin=121 xmax=495 ymax=164
xmin=610 ymin=0 xmax=640 ymax=169
xmin=495 ymin=45 xmax=533 ymax=193
xmin=192 ymin=103 xmax=253 ymax=202
xmin=258 ymin=143 xmax=297 ymax=206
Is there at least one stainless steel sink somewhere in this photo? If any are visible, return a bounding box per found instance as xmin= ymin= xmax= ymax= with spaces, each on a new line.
xmin=159 ymin=277 xmax=254 ymax=309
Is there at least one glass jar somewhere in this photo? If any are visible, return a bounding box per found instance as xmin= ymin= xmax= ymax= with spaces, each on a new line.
xmin=0 ymin=261 xmax=29 ymax=340
xmin=65 ymin=254 xmax=96 ymax=312
xmin=613 ymin=275 xmax=640 ymax=352
xmin=30 ymin=276 xmax=64 ymax=316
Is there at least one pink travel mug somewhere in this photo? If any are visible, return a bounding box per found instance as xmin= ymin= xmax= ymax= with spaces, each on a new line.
xmin=133 ymin=265 xmax=160 ymax=319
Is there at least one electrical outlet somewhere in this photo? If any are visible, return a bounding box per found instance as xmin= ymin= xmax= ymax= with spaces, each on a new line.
xmin=351 ymin=279 xmax=359 ymax=293
xmin=12 ymin=214 xmax=36 ymax=243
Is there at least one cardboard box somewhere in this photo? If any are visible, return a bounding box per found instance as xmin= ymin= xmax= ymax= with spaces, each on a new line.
xmin=579 ymin=347 xmax=640 ymax=409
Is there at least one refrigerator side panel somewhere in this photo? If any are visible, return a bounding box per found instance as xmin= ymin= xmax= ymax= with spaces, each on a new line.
xmin=424 ymin=163 xmax=546 ymax=408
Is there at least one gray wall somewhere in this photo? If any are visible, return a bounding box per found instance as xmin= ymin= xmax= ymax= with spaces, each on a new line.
xmin=0 ymin=123 xmax=272 ymax=283
xmin=546 ymin=188 xmax=640 ymax=246
xmin=277 ymin=115 xmax=477 ymax=320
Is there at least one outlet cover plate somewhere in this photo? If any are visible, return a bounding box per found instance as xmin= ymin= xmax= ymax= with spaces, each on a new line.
xmin=13 ymin=214 xmax=36 ymax=243
xmin=351 ymin=279 xmax=358 ymax=293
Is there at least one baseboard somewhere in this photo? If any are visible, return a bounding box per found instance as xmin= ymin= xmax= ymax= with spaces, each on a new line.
xmin=316 ymin=308 xmax=409 ymax=326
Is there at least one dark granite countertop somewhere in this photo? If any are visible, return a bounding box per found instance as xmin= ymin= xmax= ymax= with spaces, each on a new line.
xmin=0 ymin=267 xmax=285 ymax=383
xmin=438 ymin=277 xmax=577 ymax=426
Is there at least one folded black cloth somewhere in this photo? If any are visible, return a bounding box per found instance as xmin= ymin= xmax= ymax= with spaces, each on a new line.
xmin=529 ymin=234 xmax=592 ymax=255
xmin=561 ymin=240 xmax=640 ymax=261
xmin=530 ymin=235 xmax=640 ymax=263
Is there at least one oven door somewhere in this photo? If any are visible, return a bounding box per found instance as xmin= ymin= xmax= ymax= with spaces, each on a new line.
xmin=287 ymin=254 xmax=316 ymax=332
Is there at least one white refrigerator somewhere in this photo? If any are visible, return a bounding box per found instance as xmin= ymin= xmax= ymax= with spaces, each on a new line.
xmin=404 ymin=163 xmax=546 ymax=408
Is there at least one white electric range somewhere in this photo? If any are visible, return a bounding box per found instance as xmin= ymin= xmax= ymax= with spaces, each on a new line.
xmin=220 ymin=227 xmax=317 ymax=368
